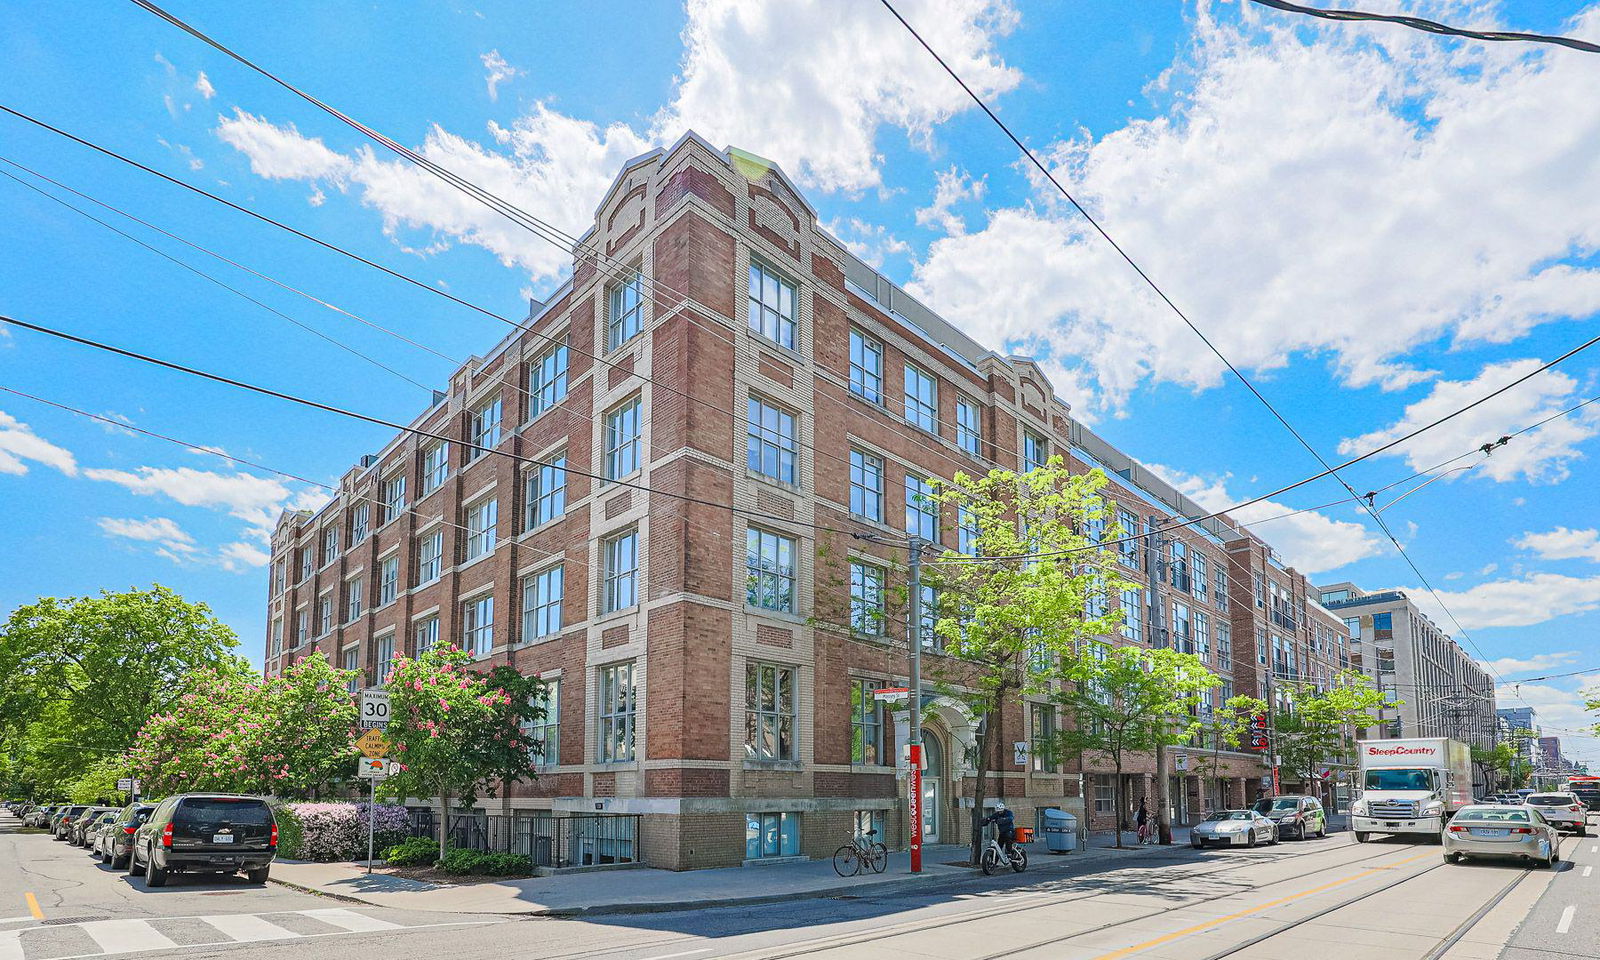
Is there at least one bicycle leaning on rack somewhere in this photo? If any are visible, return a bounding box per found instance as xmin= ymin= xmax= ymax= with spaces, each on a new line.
xmin=832 ymin=828 xmax=889 ymax=877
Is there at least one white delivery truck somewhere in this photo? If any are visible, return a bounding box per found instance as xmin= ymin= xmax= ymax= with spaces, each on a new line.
xmin=1351 ymin=738 xmax=1473 ymax=843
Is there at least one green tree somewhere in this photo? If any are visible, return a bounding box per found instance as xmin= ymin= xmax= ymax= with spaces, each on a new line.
xmin=1054 ymin=646 xmax=1218 ymax=847
xmin=1472 ymin=740 xmax=1521 ymax=793
xmin=380 ymin=646 xmax=546 ymax=862
xmin=923 ymin=460 xmax=1132 ymax=864
xmin=1192 ymin=694 xmax=1269 ymax=798
xmin=0 ymin=586 xmax=245 ymax=796
xmin=1271 ymin=672 xmax=1388 ymax=789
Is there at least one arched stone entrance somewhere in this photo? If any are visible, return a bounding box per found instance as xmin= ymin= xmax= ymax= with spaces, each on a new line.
xmin=917 ymin=695 xmax=980 ymax=847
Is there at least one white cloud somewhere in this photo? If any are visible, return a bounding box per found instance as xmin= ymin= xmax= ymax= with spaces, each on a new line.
xmin=828 ymin=217 xmax=912 ymax=268
xmin=909 ymin=6 xmax=1600 ymax=411
xmin=1496 ymin=678 xmax=1600 ymax=766
xmin=83 ymin=465 xmax=291 ymax=535
xmin=97 ymin=516 xmax=198 ymax=556
xmin=194 ymin=70 xmax=215 ymax=100
xmin=915 ymin=166 xmax=986 ymax=235
xmin=480 ymin=49 xmax=523 ymax=102
xmin=0 ymin=410 xmax=78 ymax=477
xmin=218 ymin=540 xmax=271 ymax=572
xmin=1338 ymin=359 xmax=1600 ymax=485
xmin=1147 ymin=463 xmax=1384 ymax=575
xmin=214 ymin=0 xmax=1021 ymax=278
xmin=1405 ymin=573 xmax=1600 ymax=630
xmin=1515 ymin=527 xmax=1600 ymax=563
xmin=1484 ymin=651 xmax=1580 ymax=677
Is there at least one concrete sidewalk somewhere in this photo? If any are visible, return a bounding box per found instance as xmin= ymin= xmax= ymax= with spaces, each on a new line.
xmin=269 ymin=830 xmax=1194 ymax=917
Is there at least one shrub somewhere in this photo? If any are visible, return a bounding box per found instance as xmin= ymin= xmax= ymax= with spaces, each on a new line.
xmin=272 ymin=803 xmax=305 ymax=859
xmin=437 ymin=847 xmax=532 ymax=876
xmin=382 ymin=836 xmax=439 ymax=867
xmin=278 ymin=802 xmax=412 ymax=862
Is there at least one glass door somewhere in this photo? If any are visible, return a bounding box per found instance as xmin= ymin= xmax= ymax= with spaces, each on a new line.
xmin=922 ymin=732 xmax=944 ymax=844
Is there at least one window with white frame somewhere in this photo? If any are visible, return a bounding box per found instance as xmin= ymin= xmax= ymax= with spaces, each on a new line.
xmin=414 ymin=615 xmax=438 ymax=656
xmin=1215 ymin=564 xmax=1229 ymax=612
xmin=1193 ymin=552 xmax=1209 ymax=600
xmin=521 ymin=565 xmax=563 ymax=641
xmin=851 ymin=677 xmax=885 ymax=765
xmin=343 ymin=647 xmax=360 ymax=692
xmin=747 ymin=261 xmax=796 ymax=350
xmin=523 ymin=679 xmax=560 ymax=767
xmin=417 ymin=529 xmax=443 ymax=585
xmin=849 ymin=329 xmax=883 ymax=403
xmin=746 ymin=396 xmax=797 ymax=485
xmin=917 ymin=582 xmax=939 ymax=651
xmin=1031 ymin=703 xmax=1058 ymax=772
xmin=299 ymin=546 xmax=314 ymax=581
xmin=524 ymin=456 xmax=567 ymax=529
xmin=956 ymin=399 xmax=981 ymax=455
xmin=1195 ymin=610 xmax=1210 ymax=661
xmin=603 ymin=529 xmax=639 ymax=612
xmin=466 ymin=498 xmax=498 ymax=560
xmin=958 ymin=505 xmax=980 ymax=555
xmin=382 ymin=474 xmax=406 ymax=524
xmin=745 ymin=528 xmax=796 ymax=613
xmin=1093 ymin=775 xmax=1115 ymax=814
xmin=598 ymin=662 xmax=636 ymax=762
xmin=345 ymin=578 xmax=364 ymax=623
xmin=1220 ymin=678 xmax=1234 ymax=702
xmin=422 ymin=442 xmax=449 ymax=494
xmin=849 ymin=449 xmax=884 ymax=522
xmin=318 ymin=595 xmax=333 ymax=635
xmin=1117 ymin=509 xmax=1141 ymax=566
xmin=905 ymin=475 xmax=938 ymax=541
xmin=322 ymin=526 xmax=340 ymax=565
xmin=1217 ymin=623 xmax=1233 ymax=670
xmin=295 ymin=609 xmax=309 ymax=647
xmin=379 ymin=556 xmax=399 ymax=606
xmin=273 ymin=560 xmax=286 ymax=596
xmin=903 ymin=364 xmax=937 ymax=432
xmin=849 ymin=561 xmax=884 ymax=635
xmin=604 ymin=397 xmax=642 ymax=479
xmin=1121 ymin=588 xmax=1145 ymax=643
xmin=1023 ymin=431 xmax=1048 ymax=472
xmin=375 ymin=633 xmax=395 ymax=684
xmin=468 ymin=395 xmax=502 ymax=460
xmin=745 ymin=661 xmax=796 ymax=761
xmin=528 ymin=344 xmax=568 ymax=417
xmin=270 ymin=617 xmax=283 ymax=657
xmin=607 ymin=271 xmax=645 ymax=351
xmin=463 ymin=594 xmax=494 ymax=657
xmin=1173 ymin=602 xmax=1192 ymax=652
xmin=350 ymin=504 xmax=369 ymax=544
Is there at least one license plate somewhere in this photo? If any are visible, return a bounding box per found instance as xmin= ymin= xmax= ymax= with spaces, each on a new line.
xmin=1386 ymin=822 xmax=1399 ymax=828
xmin=212 ymin=834 xmax=235 ymax=843
xmin=1470 ymin=828 xmax=1508 ymax=837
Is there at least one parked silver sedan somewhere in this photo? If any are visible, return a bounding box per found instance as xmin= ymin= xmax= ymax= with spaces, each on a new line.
xmin=1442 ymin=805 xmax=1559 ymax=868
xmin=1191 ymin=809 xmax=1278 ymax=848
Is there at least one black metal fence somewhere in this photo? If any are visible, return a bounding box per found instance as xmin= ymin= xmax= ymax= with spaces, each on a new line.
xmin=406 ymin=808 xmax=642 ymax=870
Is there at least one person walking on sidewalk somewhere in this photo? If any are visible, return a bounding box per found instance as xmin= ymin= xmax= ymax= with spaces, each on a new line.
xmin=1135 ymin=798 xmax=1154 ymax=845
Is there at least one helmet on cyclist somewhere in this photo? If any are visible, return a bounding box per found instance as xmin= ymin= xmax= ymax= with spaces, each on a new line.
xmin=993 ymin=802 xmax=1006 ymax=811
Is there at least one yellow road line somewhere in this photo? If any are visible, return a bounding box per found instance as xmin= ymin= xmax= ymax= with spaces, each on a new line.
xmin=23 ymin=893 xmax=42 ymax=920
xmin=1087 ymin=850 xmax=1434 ymax=960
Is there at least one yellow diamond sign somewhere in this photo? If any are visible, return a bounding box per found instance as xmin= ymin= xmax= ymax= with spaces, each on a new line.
xmin=357 ymin=729 xmax=389 ymax=758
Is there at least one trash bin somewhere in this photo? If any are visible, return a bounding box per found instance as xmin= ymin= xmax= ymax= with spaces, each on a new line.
xmin=1042 ymin=808 xmax=1077 ymax=853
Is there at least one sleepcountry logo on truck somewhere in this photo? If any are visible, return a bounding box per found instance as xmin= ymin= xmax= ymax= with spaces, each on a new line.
xmin=1365 ymin=744 xmax=1439 ymax=757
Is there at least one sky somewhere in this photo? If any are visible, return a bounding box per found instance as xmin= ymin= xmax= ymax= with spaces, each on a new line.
xmin=1 ymin=0 xmax=1597 ymax=764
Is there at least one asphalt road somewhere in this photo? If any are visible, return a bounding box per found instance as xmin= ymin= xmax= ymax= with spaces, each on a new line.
xmin=3 ymin=810 xmax=1593 ymax=960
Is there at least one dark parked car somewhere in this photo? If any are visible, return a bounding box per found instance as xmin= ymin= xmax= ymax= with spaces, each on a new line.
xmin=1251 ymin=795 xmax=1328 ymax=839
xmin=80 ymin=811 xmax=120 ymax=851
xmin=95 ymin=803 xmax=156 ymax=869
xmin=52 ymin=804 xmax=91 ymax=840
xmin=71 ymin=807 xmax=118 ymax=846
xmin=130 ymin=794 xmax=278 ymax=886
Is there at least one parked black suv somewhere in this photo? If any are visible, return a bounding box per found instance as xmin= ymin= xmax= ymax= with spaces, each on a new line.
xmin=1251 ymin=795 xmax=1327 ymax=839
xmin=96 ymin=802 xmax=157 ymax=869
xmin=130 ymin=794 xmax=277 ymax=886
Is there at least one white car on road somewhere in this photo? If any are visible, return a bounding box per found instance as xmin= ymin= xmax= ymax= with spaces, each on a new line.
xmin=1522 ymin=792 xmax=1589 ymax=835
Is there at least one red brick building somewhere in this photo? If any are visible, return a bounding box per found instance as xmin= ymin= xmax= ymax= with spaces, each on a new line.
xmin=264 ymin=134 xmax=1348 ymax=868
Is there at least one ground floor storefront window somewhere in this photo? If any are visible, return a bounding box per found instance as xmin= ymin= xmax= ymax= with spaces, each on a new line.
xmin=746 ymin=811 xmax=799 ymax=859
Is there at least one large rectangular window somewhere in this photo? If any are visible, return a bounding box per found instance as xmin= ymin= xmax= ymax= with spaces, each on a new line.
xmin=414 ymin=615 xmax=438 ymax=656
xmin=903 ymin=364 xmax=938 ymax=432
xmin=295 ymin=609 xmax=308 ymax=647
xmin=350 ymin=504 xmax=369 ymax=545
xmin=849 ymin=561 xmax=884 ymax=635
xmin=417 ymin=529 xmax=443 ymax=584
xmin=958 ymin=505 xmax=980 ymax=555
xmin=1215 ymin=564 xmax=1230 ymax=612
xmin=299 ymin=546 xmax=314 ymax=582
xmin=1093 ymin=775 xmax=1115 ymax=814
xmin=521 ymin=565 xmax=563 ymax=642
xmin=375 ymin=634 xmax=395 ymax=685
xmin=607 ymin=272 xmax=644 ymax=351
xmin=604 ymin=397 xmax=642 ymax=480
xmin=603 ymin=530 xmax=639 ymax=612
xmin=524 ymin=456 xmax=567 ymax=529
xmin=379 ymin=556 xmax=399 ymax=606
xmin=1031 ymin=704 xmax=1058 ymax=773
xmin=849 ymin=449 xmax=884 ymax=522
xmin=956 ymin=399 xmax=981 ymax=455
xmin=382 ymin=474 xmax=407 ymax=524
xmin=1121 ymin=587 xmax=1144 ymax=643
xmin=523 ymin=679 xmax=560 ymax=767
xmin=598 ymin=662 xmax=636 ymax=762
xmin=1024 ymin=431 xmax=1048 ymax=472
xmin=343 ymin=647 xmax=360 ymax=693
xmin=905 ymin=475 xmax=938 ymax=540
xmin=745 ymin=661 xmax=796 ymax=761
xmin=1118 ymin=509 xmax=1142 ymax=566
xmin=1195 ymin=611 xmax=1211 ymax=661
xmin=747 ymin=261 xmax=796 ymax=350
xmin=468 ymin=395 xmax=502 ymax=460
xmin=422 ymin=442 xmax=449 ymax=494
xmin=528 ymin=344 xmax=569 ymax=416
xmin=1173 ymin=602 xmax=1192 ymax=653
xmin=851 ymin=678 xmax=885 ymax=765
xmin=746 ymin=396 xmax=797 ymax=485
xmin=318 ymin=595 xmax=333 ymax=635
xmin=322 ymin=526 xmax=340 ymax=565
xmin=466 ymin=498 xmax=498 ymax=560
xmin=1193 ymin=553 xmax=1209 ymax=600
xmin=1218 ymin=622 xmax=1233 ymax=670
xmin=463 ymin=594 xmax=494 ymax=657
xmin=745 ymin=812 xmax=799 ymax=860
xmin=849 ymin=329 xmax=883 ymax=403
xmin=746 ymin=528 xmax=796 ymax=613
xmin=270 ymin=618 xmax=283 ymax=657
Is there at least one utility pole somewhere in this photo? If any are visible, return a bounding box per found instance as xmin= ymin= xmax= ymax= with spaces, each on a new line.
xmin=1146 ymin=516 xmax=1172 ymax=844
xmin=907 ymin=537 xmax=925 ymax=873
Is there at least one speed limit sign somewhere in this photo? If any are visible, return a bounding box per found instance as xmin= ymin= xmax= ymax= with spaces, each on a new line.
xmin=360 ymin=689 xmax=391 ymax=730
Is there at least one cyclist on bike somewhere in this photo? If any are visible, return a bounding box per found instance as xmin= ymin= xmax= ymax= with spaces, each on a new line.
xmin=984 ymin=802 xmax=1016 ymax=852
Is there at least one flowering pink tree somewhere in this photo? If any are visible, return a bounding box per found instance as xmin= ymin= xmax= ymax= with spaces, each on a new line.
xmin=129 ymin=653 xmax=358 ymax=798
xmin=381 ymin=646 xmax=545 ymax=861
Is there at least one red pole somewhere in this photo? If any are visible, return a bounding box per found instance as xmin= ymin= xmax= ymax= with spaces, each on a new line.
xmin=909 ymin=743 xmax=923 ymax=873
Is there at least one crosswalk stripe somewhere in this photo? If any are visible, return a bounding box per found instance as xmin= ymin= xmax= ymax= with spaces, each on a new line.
xmin=0 ymin=930 xmax=21 ymax=960
xmin=301 ymin=908 xmax=401 ymax=933
xmin=79 ymin=919 xmax=178 ymax=954
xmin=200 ymin=913 xmax=298 ymax=942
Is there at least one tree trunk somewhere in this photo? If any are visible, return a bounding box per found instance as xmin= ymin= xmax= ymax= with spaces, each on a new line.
xmin=1112 ymin=755 xmax=1124 ymax=849
xmin=970 ymin=708 xmax=994 ymax=866
xmin=1156 ymin=739 xmax=1172 ymax=844
xmin=437 ymin=788 xmax=450 ymax=865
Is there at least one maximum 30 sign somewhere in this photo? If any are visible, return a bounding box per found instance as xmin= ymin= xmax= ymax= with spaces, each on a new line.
xmin=360 ymin=689 xmax=391 ymax=730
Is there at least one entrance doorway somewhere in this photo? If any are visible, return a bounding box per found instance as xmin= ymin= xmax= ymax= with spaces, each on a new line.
xmin=922 ymin=732 xmax=944 ymax=844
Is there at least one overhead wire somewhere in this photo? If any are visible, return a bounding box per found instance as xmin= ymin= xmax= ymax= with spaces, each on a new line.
xmin=1245 ymin=0 xmax=1600 ymax=55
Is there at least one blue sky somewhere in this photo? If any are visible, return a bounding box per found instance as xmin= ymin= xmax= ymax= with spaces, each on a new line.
xmin=2 ymin=0 xmax=1598 ymax=762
